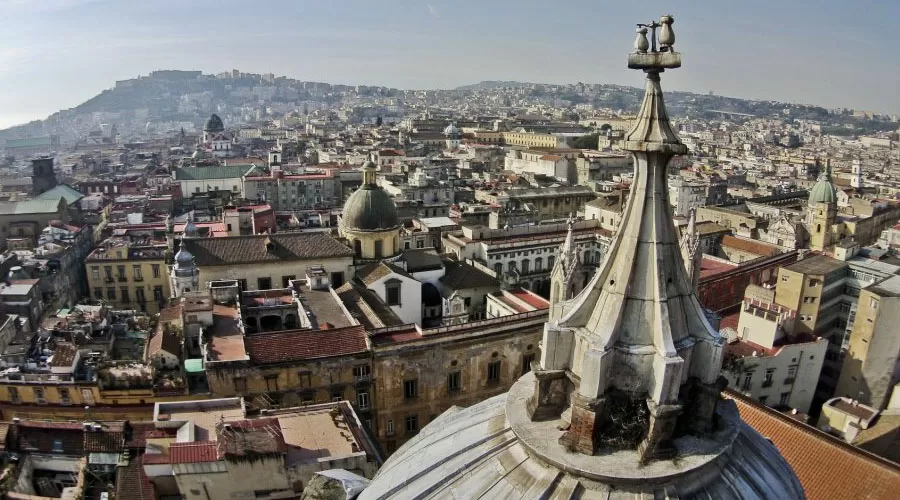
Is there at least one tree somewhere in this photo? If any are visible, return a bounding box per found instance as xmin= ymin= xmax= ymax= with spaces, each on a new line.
xmin=571 ymin=133 xmax=600 ymax=149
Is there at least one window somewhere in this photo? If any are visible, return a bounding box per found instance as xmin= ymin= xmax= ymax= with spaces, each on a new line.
xmin=494 ymin=263 xmax=502 ymax=276
xmin=808 ymin=279 xmax=820 ymax=287
xmin=507 ymin=261 xmax=516 ymax=273
xmin=386 ymin=419 xmax=395 ymax=436
xmin=357 ymin=391 xmax=370 ymax=410
xmin=548 ymin=256 xmax=555 ymax=269
xmin=298 ymin=372 xmax=312 ymax=389
xmin=104 ymin=266 xmax=113 ymax=280
xmin=154 ymin=286 xmax=164 ymax=302
xmin=535 ymin=257 xmax=543 ymax=271
xmin=759 ymin=395 xmax=768 ymax=405
xmin=52 ymin=439 xmax=64 ymax=453
xmin=258 ymin=277 xmax=272 ymax=290
xmin=405 ymin=415 xmax=419 ymax=434
xmin=803 ymin=296 xmax=816 ymax=304
xmin=779 ymin=392 xmax=791 ymax=406
xmin=353 ymin=365 xmax=371 ymax=382
xmin=741 ymin=372 xmax=752 ymax=391
xmin=870 ymin=298 xmax=879 ymax=309
xmin=403 ymin=379 xmax=418 ymax=399
xmin=521 ymin=259 xmax=530 ymax=273
xmin=135 ymin=288 xmax=146 ymax=303
xmin=152 ymin=264 xmax=161 ymax=278
xmin=106 ymin=288 xmax=116 ymax=300
xmin=487 ymin=361 xmax=501 ymax=383
xmin=120 ymin=288 xmax=130 ymax=303
xmin=763 ymin=369 xmax=775 ymax=388
xmin=8 ymin=387 xmax=20 ymax=403
xmin=331 ymin=272 xmax=345 ymax=288
xmin=264 ymin=374 xmax=279 ymax=392
xmin=117 ymin=265 xmax=126 ymax=281
xmin=374 ymin=239 xmax=384 ymax=258
xmin=447 ymin=371 xmax=461 ymax=393
xmin=331 ymin=388 xmax=343 ymax=402
xmin=34 ymin=387 xmax=46 ymax=402
xmin=386 ymin=282 xmax=401 ymax=306
xmin=94 ymin=288 xmax=103 ymax=299
xmin=133 ymin=265 xmax=143 ymax=281
xmin=522 ymin=353 xmax=536 ymax=375
xmin=233 ymin=377 xmax=248 ymax=392
xmin=91 ymin=267 xmax=100 ymax=280
xmin=282 ymin=275 xmax=296 ymax=288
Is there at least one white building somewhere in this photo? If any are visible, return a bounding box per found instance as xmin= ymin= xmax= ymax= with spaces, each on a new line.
xmin=722 ymin=284 xmax=828 ymax=414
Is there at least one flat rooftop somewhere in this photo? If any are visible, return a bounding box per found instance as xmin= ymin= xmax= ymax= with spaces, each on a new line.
xmin=207 ymin=304 xmax=248 ymax=362
xmin=784 ymin=254 xmax=847 ymax=276
xmin=868 ymin=275 xmax=900 ymax=298
xmin=298 ymin=287 xmax=353 ymax=329
xmin=275 ymin=405 xmax=361 ymax=464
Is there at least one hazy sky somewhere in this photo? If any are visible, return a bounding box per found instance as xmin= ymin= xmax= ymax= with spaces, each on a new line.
xmin=1 ymin=0 xmax=898 ymax=129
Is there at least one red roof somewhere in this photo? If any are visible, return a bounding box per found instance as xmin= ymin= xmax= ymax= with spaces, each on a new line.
xmin=245 ymin=325 xmax=368 ymax=364
xmin=722 ymin=235 xmax=781 ymax=257
xmin=169 ymin=442 xmax=219 ymax=464
xmin=728 ymin=391 xmax=900 ymax=499
xmin=510 ymin=289 xmax=550 ymax=309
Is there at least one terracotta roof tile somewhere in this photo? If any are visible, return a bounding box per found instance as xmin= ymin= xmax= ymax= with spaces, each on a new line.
xmin=244 ymin=325 xmax=368 ymax=364
xmin=722 ymin=235 xmax=782 ymax=257
xmin=170 ymin=441 xmax=219 ymax=464
xmin=183 ymin=232 xmax=353 ymax=267
xmin=117 ymin=452 xmax=156 ymax=500
xmin=728 ymin=391 xmax=900 ymax=500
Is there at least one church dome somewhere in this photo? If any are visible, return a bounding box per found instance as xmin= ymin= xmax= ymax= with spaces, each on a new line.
xmin=443 ymin=123 xmax=459 ymax=137
xmin=341 ymin=162 xmax=399 ymax=232
xmin=173 ymin=247 xmax=195 ymax=272
xmin=809 ymin=159 xmax=837 ymax=205
xmin=204 ymin=114 xmax=225 ymax=133
xmin=360 ymin=379 xmax=804 ymax=500
xmin=809 ymin=177 xmax=837 ymax=205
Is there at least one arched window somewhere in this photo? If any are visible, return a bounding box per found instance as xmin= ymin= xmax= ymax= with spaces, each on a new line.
xmin=535 ymin=257 xmax=543 ymax=271
xmin=494 ymin=263 xmax=502 ymax=276
xmin=507 ymin=261 xmax=517 ymax=273
xmin=583 ymin=250 xmax=591 ymax=264
xmin=548 ymin=256 xmax=555 ymax=269
xmin=374 ymin=239 xmax=384 ymax=258
xmin=521 ymin=259 xmax=530 ymax=274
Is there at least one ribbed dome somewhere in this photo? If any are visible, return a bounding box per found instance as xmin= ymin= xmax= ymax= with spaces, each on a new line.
xmin=341 ymin=162 xmax=399 ymax=232
xmin=443 ymin=123 xmax=459 ymax=137
xmin=809 ymin=160 xmax=837 ymax=205
xmin=809 ymin=178 xmax=837 ymax=205
xmin=204 ymin=114 xmax=225 ymax=133
xmin=173 ymin=247 xmax=195 ymax=272
xmin=342 ymin=187 xmax=399 ymax=231
xmin=359 ymin=376 xmax=805 ymax=500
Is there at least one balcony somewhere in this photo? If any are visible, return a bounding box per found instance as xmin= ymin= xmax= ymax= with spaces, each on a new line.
xmin=783 ymin=377 xmax=796 ymax=385
xmin=134 ymin=276 xmax=144 ymax=282
xmin=104 ymin=277 xmax=114 ymax=283
xmin=762 ymin=380 xmax=773 ymax=388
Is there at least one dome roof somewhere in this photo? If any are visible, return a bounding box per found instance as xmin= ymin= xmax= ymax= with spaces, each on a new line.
xmin=204 ymin=114 xmax=225 ymax=133
xmin=341 ymin=162 xmax=399 ymax=232
xmin=809 ymin=179 xmax=837 ymax=205
xmin=174 ymin=247 xmax=194 ymax=269
xmin=809 ymin=160 xmax=837 ymax=205
xmin=443 ymin=123 xmax=459 ymax=137
xmin=359 ymin=377 xmax=805 ymax=500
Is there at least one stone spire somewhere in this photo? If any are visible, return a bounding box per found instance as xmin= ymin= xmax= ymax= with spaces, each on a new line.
xmin=528 ymin=15 xmax=724 ymax=462
xmin=549 ymin=214 xmax=584 ymax=313
xmin=680 ymin=207 xmax=701 ymax=291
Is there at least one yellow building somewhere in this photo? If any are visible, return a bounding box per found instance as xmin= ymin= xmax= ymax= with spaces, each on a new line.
xmin=501 ymin=131 xmax=565 ymax=149
xmin=835 ymin=275 xmax=900 ymax=410
xmin=85 ymin=237 xmax=171 ymax=313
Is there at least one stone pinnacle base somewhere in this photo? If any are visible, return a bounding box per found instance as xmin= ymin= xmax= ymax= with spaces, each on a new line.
xmin=638 ymin=401 xmax=682 ymax=463
xmin=559 ymin=395 xmax=605 ymax=455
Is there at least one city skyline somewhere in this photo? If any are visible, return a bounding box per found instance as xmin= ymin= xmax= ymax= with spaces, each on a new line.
xmin=1 ymin=0 xmax=899 ymax=129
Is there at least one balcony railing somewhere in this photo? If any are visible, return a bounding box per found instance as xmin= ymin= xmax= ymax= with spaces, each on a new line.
xmin=762 ymin=380 xmax=773 ymax=388
xmin=783 ymin=377 xmax=796 ymax=385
